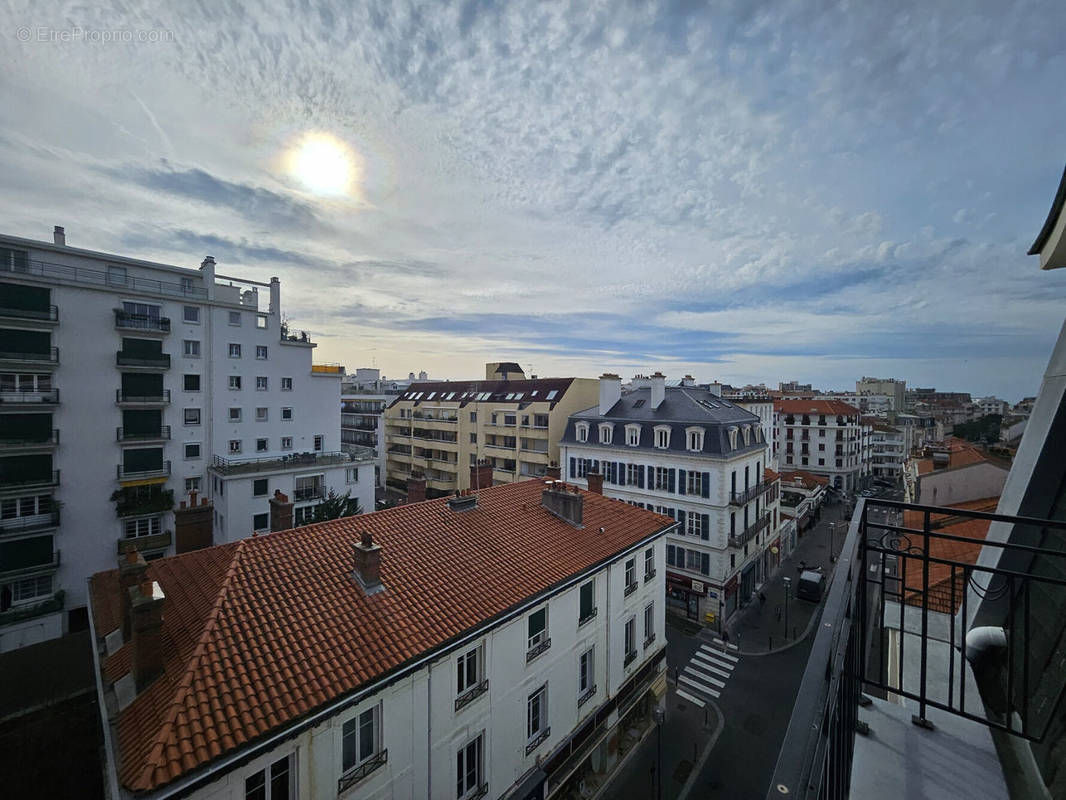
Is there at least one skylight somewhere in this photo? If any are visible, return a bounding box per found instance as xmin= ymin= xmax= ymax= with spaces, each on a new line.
xmin=546 ymin=390 xmax=558 ymax=400
xmin=633 ymin=399 xmax=645 ymax=408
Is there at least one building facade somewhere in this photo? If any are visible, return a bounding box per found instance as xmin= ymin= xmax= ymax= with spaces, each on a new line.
xmin=384 ymin=365 xmax=597 ymax=496
xmin=855 ymin=376 xmax=906 ymax=411
xmin=775 ymin=398 xmax=868 ymax=492
xmin=0 ymin=228 xmax=372 ymax=652
xmin=88 ymin=480 xmax=672 ymax=800
xmin=560 ymin=374 xmax=780 ymax=629
xmin=868 ymin=421 xmax=905 ymax=481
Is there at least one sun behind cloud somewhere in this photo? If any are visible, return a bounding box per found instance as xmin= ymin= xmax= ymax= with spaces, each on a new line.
xmin=285 ymin=131 xmax=358 ymax=196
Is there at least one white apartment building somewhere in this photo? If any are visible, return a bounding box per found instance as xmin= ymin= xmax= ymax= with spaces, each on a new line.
xmin=560 ymin=374 xmax=781 ymax=628
xmin=973 ymin=396 xmax=1008 ymax=417
xmin=775 ymin=398 xmax=869 ymax=493
xmin=827 ymin=392 xmax=893 ymax=416
xmin=855 ymin=376 xmax=906 ymax=411
xmin=88 ymin=480 xmax=671 ymax=800
xmin=0 ymin=227 xmax=372 ymax=652
xmin=868 ymin=421 xmax=905 ymax=481
xmin=341 ymin=391 xmax=388 ymax=488
xmin=732 ymin=395 xmax=777 ymax=470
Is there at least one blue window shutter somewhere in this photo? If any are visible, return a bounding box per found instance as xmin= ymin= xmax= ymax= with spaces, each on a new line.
xmin=678 ymin=509 xmax=686 ymax=528
xmin=701 ymin=514 xmax=710 ymax=540
xmin=638 ymin=465 xmax=645 ymax=488
xmin=678 ymin=469 xmax=686 ymax=495
xmin=667 ymin=544 xmax=675 ymax=565
xmin=701 ymin=472 xmax=711 ymax=498
xmin=593 ymin=459 xmax=599 ymax=474
xmin=701 ymin=553 xmax=710 ymax=576
xmin=569 ymin=457 xmax=576 ymax=479
xmin=668 ymin=468 xmax=676 ymax=493
xmin=617 ymin=462 xmax=625 ymax=486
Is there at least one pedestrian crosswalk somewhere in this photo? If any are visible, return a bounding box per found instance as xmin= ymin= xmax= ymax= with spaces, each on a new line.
xmin=674 ymin=644 xmax=739 ymax=708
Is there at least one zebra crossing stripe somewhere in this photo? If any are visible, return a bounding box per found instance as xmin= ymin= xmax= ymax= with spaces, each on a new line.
xmin=691 ymin=654 xmax=732 ymax=679
xmin=684 ymin=666 xmax=725 ymax=688
xmin=694 ymin=650 xmax=735 ymax=670
xmin=676 ymin=688 xmax=706 ymax=707
xmin=700 ymin=644 xmax=739 ymax=663
xmin=679 ymin=673 xmax=722 ymax=698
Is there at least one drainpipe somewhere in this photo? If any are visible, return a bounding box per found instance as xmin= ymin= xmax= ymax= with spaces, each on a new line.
xmin=426 ymin=659 xmax=433 ymax=798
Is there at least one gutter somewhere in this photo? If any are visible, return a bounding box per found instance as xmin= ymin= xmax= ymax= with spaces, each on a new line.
xmin=87 ymin=580 xmax=121 ymax=800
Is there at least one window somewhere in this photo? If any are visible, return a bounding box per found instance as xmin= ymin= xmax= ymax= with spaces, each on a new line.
xmin=624 ymin=618 xmax=636 ymax=663
xmin=229 ymin=311 xmax=241 ymax=326
xmin=184 ymin=443 xmax=201 ymax=459
xmin=687 ymin=471 xmax=702 ymax=495
xmin=527 ymin=685 xmax=548 ymax=742
xmin=470 ymin=433 xmax=477 ymax=444
xmin=281 ymin=377 xmax=293 ymax=391
xmin=183 ymin=339 xmax=200 ymax=357
xmin=253 ymin=513 xmax=269 ymax=531
xmin=653 ymin=467 xmax=669 ymax=491
xmin=253 ymin=345 xmax=269 ymax=360
xmin=624 ymin=558 xmax=636 ymax=592
xmin=644 ymin=547 xmax=655 ymax=579
xmin=527 ymin=607 xmax=548 ymax=650
xmin=229 ymin=343 xmax=241 ymax=358
xmin=626 ymin=463 xmax=641 ymax=485
xmin=294 ymin=506 xmax=315 ymax=525
xmin=185 ymin=477 xmax=201 ymax=493
xmin=342 ymin=706 xmax=380 ymax=774
xmin=654 ymin=426 xmax=670 ymax=448
xmin=469 ymin=411 xmax=477 ymax=423
xmin=457 ymin=645 xmax=482 ymax=694
xmin=124 ymin=516 xmax=161 ymax=538
xmin=256 ymin=407 xmax=268 ymax=421
xmin=579 ymin=579 xmax=595 ymax=623
xmin=229 ymin=376 xmax=242 ymax=390
xmin=243 ymin=753 xmax=294 ymax=800
xmin=579 ymin=646 xmax=594 ymax=695
xmin=11 ymin=575 xmax=52 ymax=603
xmin=256 ymin=315 xmax=268 ymax=329
xmin=281 ymin=437 xmax=293 ymax=450
xmin=256 ymin=376 xmax=268 ymax=391
xmin=257 ymin=438 xmax=269 ymax=452
xmin=625 ymin=425 xmax=640 ymax=446
xmin=456 ymin=734 xmax=484 ymax=799
xmin=184 ymin=408 xmax=201 ymax=425
xmin=253 ymin=478 xmax=268 ymax=496
xmin=183 ymin=374 xmax=200 ymax=391
xmin=686 ymin=513 xmax=702 ymax=537
xmin=183 ymin=306 xmax=200 ymax=323
xmin=575 ymin=423 xmax=588 ymax=442
xmin=687 ymin=428 xmax=704 ymax=451
xmin=229 ymin=440 xmax=241 ymax=454
xmin=644 ymin=603 xmax=655 ymax=646
xmin=346 ymin=467 xmax=359 ymax=483
xmin=504 ymin=413 xmax=516 ymax=426
xmin=281 ymin=407 xmax=293 ymax=420
xmin=598 ymin=423 xmax=613 ymax=444
xmin=313 ymin=435 xmax=323 ymax=452
xmin=229 ymin=407 xmax=242 ymax=422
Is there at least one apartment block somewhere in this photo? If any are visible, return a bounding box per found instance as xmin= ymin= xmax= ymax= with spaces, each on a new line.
xmin=0 ymin=228 xmax=372 ymax=651
xmin=775 ymin=398 xmax=868 ymax=492
xmin=384 ymin=363 xmax=598 ymax=495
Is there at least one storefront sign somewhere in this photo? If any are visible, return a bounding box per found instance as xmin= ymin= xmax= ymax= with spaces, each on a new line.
xmin=691 ymin=580 xmax=705 ymax=594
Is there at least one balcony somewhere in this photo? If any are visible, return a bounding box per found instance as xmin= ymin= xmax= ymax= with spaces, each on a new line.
xmin=729 ymin=511 xmax=772 ymax=548
xmin=0 ymin=510 xmax=60 ymax=537
xmin=765 ymin=499 xmax=1066 ymax=800
xmin=116 ymin=389 xmax=171 ymax=405
xmin=0 ymin=590 xmax=64 ymax=626
xmin=1 ymin=256 xmax=208 ymax=299
xmin=336 ymin=749 xmax=387 ymax=795
xmin=209 ymin=449 xmax=369 ymax=477
xmin=279 ymin=326 xmax=313 ymax=345
xmin=0 ymin=429 xmax=59 ymax=450
xmin=116 ymin=461 xmax=171 ymax=481
xmin=0 ymin=548 xmax=60 ymax=582
xmin=310 ymin=362 xmax=344 ymax=376
xmin=0 ymin=470 xmax=59 ymax=491
xmin=0 ymin=347 xmax=59 ymax=368
xmin=115 ymin=530 xmax=172 ymax=554
xmin=730 ymin=481 xmax=772 ymax=506
xmin=454 ymin=679 xmax=489 ymax=712
xmin=293 ymin=486 xmax=323 ymax=502
xmin=115 ymin=351 xmax=170 ymax=369
xmin=114 ymin=309 xmax=171 ymax=334
xmin=112 ymin=487 xmax=174 ymax=517
xmin=0 ymin=304 xmax=58 ymax=324
xmin=117 ymin=426 xmax=171 ymax=442
xmin=0 ymin=389 xmax=59 ymax=406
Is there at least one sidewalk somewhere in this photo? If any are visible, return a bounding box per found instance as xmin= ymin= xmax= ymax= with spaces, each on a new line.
xmin=714 ymin=500 xmax=852 ymax=655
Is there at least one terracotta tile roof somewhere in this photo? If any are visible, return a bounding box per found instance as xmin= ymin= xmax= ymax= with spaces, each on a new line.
xmin=764 ymin=468 xmax=779 ymax=483
xmin=915 ymin=438 xmax=991 ymax=475
xmin=774 ymin=398 xmax=861 ymax=415
xmin=90 ymin=480 xmax=672 ymax=792
xmin=899 ymin=498 xmax=999 ymax=614
xmin=779 ymin=470 xmax=829 ymax=489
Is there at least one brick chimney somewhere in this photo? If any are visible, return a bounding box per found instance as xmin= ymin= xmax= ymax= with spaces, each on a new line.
xmin=53 ymin=225 xmax=65 ymax=246
xmin=470 ymin=459 xmax=494 ymax=491
xmin=269 ymin=490 xmax=293 ymax=531
xmin=542 ymin=484 xmax=583 ymax=528
xmin=407 ymin=473 xmax=427 ymax=503
xmin=118 ymin=547 xmax=148 ymax=640
xmin=545 ymin=463 xmax=561 ymax=480
xmin=352 ymin=532 xmax=384 ymax=595
xmin=587 ymin=471 xmax=604 ymax=495
xmin=174 ymin=491 xmax=213 ymax=553
xmin=130 ymin=580 xmax=165 ymax=691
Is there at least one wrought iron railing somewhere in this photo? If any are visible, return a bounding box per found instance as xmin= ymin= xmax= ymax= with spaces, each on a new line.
xmin=766 ymin=498 xmax=1066 ymax=799
xmin=0 ymin=429 xmax=59 ymax=447
xmin=116 ymin=351 xmax=170 ymax=367
xmin=117 ymin=426 xmax=171 ymax=441
xmin=525 ymin=727 xmax=551 ymax=755
xmin=730 ymin=481 xmax=772 ymax=506
xmin=0 ymin=470 xmax=59 ymax=489
xmin=115 ymin=389 xmax=170 ymax=404
xmin=0 ymin=509 xmax=60 ymax=536
xmin=116 ymin=461 xmax=171 ymax=480
xmin=0 ymin=304 xmax=58 ymax=321
xmin=730 ymin=511 xmax=772 ymax=548
xmin=0 ymin=389 xmax=59 ymax=404
xmin=336 ymin=749 xmax=387 ymax=794
xmin=1 ymin=257 xmax=208 ymax=299
xmin=526 ymin=637 xmax=551 ymax=663
xmin=114 ymin=310 xmax=171 ymax=332
xmin=455 ymin=679 xmax=489 ymax=712
xmin=0 ymin=347 xmax=59 ymax=363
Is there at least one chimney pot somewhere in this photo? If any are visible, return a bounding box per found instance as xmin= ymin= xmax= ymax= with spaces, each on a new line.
xmin=587 ymin=471 xmax=604 ymax=495
xmin=53 ymin=225 xmax=65 ymax=245
xmin=352 ymin=534 xmax=384 ymax=595
xmin=541 ymin=485 xmax=584 ymax=527
xmin=269 ymin=490 xmax=293 ymax=532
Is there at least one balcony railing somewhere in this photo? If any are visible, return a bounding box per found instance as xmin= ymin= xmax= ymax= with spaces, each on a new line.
xmin=0 ymin=510 xmax=60 ymax=536
xmin=116 ymin=389 xmax=171 ymax=404
xmin=336 ymin=749 xmax=387 ymax=795
xmin=279 ymin=326 xmax=313 ymax=344
xmin=116 ymin=351 xmax=171 ymax=368
xmin=0 ymin=389 xmax=59 ymax=405
xmin=0 ymin=347 xmax=59 ymax=364
xmin=0 ymin=470 xmax=59 ymax=489
xmin=293 ymin=487 xmax=323 ymax=502
xmin=1 ymin=257 xmax=208 ymax=299
xmin=0 ymin=429 xmax=59 ymax=448
xmin=0 ymin=590 xmax=64 ymax=626
xmin=0 ymin=548 xmax=60 ymax=581
xmin=0 ymin=304 xmax=58 ymax=322
xmin=116 ymin=461 xmax=171 ymax=480
xmin=730 ymin=481 xmax=772 ymax=506
xmin=766 ymin=499 xmax=1066 ymax=799
xmin=729 ymin=512 xmax=772 ymax=548
xmin=117 ymin=426 xmax=171 ymax=442
xmin=454 ymin=679 xmax=489 ymax=712
xmin=526 ymin=637 xmax=552 ymax=663
xmin=114 ymin=310 xmax=171 ymax=332
xmin=116 ymin=530 xmax=172 ymax=554
xmin=210 ymin=449 xmax=368 ymax=476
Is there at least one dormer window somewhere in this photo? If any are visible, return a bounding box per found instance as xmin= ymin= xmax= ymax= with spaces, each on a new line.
xmin=598 ymin=423 xmax=614 ymax=444
xmin=625 ymin=424 xmax=641 ymax=446
xmin=727 ymin=427 xmax=739 ymax=450
xmin=754 ymin=426 xmax=763 ymax=442
xmin=575 ymin=422 xmax=589 ymax=442
xmin=653 ymin=425 xmax=671 ymax=449
xmin=685 ymin=427 xmax=705 ymax=452
xmin=742 ymin=426 xmax=751 ymax=446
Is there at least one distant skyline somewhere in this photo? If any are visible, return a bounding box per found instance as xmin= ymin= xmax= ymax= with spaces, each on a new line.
xmin=2 ymin=0 xmax=1065 ymax=403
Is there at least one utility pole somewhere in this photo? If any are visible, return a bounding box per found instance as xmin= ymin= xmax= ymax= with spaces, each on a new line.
xmin=783 ymin=576 xmax=792 ymax=640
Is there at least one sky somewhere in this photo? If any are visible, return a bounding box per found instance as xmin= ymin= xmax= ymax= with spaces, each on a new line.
xmin=2 ymin=0 xmax=1065 ymax=402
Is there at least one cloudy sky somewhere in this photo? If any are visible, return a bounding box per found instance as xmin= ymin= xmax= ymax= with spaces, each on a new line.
xmin=2 ymin=0 xmax=1065 ymax=400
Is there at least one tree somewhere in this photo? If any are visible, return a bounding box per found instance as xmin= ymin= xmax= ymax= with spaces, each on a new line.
xmin=306 ymin=488 xmax=363 ymax=524
xmin=953 ymin=414 xmax=1003 ymax=445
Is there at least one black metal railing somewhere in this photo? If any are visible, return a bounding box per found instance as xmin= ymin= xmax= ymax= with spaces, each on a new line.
xmin=116 ymin=461 xmax=171 ymax=480
xmin=0 ymin=429 xmax=59 ymax=447
xmin=766 ymin=499 xmax=1066 ymax=799
xmin=293 ymin=487 xmax=323 ymax=502
xmin=0 ymin=304 xmax=58 ymax=322
xmin=337 ymin=749 xmax=387 ymax=794
xmin=0 ymin=510 xmax=60 ymax=536
xmin=526 ymin=637 xmax=551 ymax=663
xmin=114 ymin=310 xmax=171 ymax=332
xmin=279 ymin=326 xmax=313 ymax=344
xmin=730 ymin=481 xmax=771 ymax=506
xmin=116 ymin=389 xmax=171 ymax=404
xmin=455 ymin=679 xmax=489 ymax=712
xmin=0 ymin=470 xmax=59 ymax=489
xmin=578 ymin=684 xmax=598 ymax=708
xmin=0 ymin=347 xmax=59 ymax=364
xmin=117 ymin=426 xmax=171 ymax=442
xmin=1 ymin=257 xmax=208 ymax=299
xmin=0 ymin=389 xmax=59 ymax=404
xmin=730 ymin=512 xmax=772 ymax=548
xmin=116 ymin=351 xmax=170 ymax=368
xmin=579 ymin=607 xmax=598 ymax=627
xmin=525 ymin=727 xmax=551 ymax=755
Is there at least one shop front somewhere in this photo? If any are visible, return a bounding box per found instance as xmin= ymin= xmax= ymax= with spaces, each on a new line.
xmin=666 ymin=572 xmax=720 ymax=625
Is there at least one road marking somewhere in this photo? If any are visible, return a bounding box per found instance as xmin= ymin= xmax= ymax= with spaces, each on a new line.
xmin=700 ymin=644 xmax=739 ymax=663
xmin=684 ymin=666 xmax=726 ymax=688
xmin=695 ymin=650 xmax=736 ymax=671
xmin=691 ymin=654 xmax=733 ymax=678
xmin=680 ymin=674 xmax=721 ymax=698
xmin=676 ymin=688 xmax=706 ymax=707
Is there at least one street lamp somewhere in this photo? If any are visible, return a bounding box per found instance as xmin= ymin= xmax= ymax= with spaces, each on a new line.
xmin=828 ymin=522 xmax=836 ymax=563
xmin=654 ymin=705 xmax=666 ymax=800
xmin=782 ymin=576 xmax=792 ymax=640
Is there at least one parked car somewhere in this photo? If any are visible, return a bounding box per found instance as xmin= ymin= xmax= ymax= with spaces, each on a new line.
xmin=796 ymin=570 xmax=826 ymax=601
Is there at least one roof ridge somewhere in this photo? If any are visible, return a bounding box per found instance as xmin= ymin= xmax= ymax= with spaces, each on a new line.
xmin=132 ymin=540 xmax=248 ymax=790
